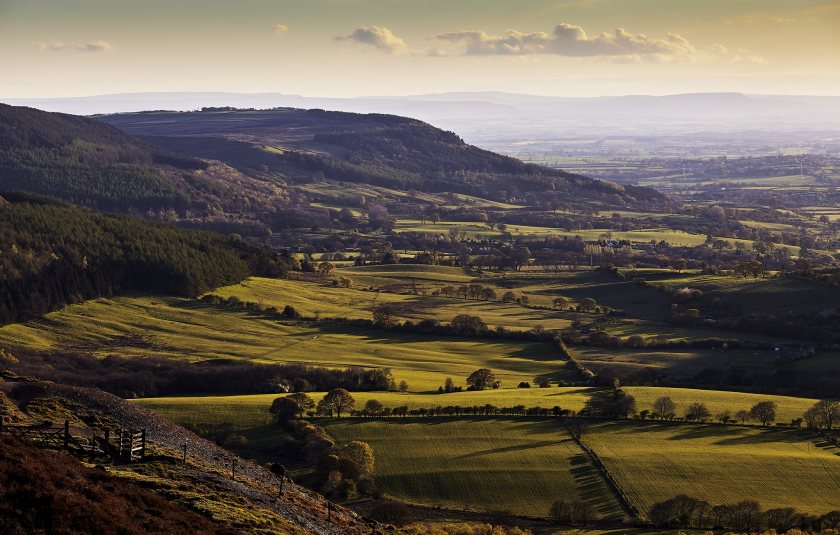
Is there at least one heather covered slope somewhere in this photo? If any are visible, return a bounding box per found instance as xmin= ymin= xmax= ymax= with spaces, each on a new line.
xmin=101 ymin=108 xmax=672 ymax=211
xmin=0 ymin=375 xmax=373 ymax=535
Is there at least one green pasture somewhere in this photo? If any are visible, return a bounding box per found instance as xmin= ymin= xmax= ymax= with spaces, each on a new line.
xmin=0 ymin=296 xmax=574 ymax=392
xmin=585 ymin=420 xmax=840 ymax=515
xmin=323 ymin=418 xmax=626 ymax=519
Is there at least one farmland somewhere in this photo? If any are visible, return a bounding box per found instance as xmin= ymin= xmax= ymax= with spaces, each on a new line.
xmin=585 ymin=421 xmax=840 ymax=515
xmin=0 ymin=296 xmax=576 ymax=392
xmin=322 ymin=418 xmax=626 ymax=519
xmin=134 ymin=386 xmax=819 ymax=432
xmin=130 ymin=389 xmax=840 ymax=519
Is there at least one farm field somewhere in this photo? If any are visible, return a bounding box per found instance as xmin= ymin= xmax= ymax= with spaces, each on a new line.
xmin=573 ymin=345 xmax=788 ymax=377
xmin=584 ymin=420 xmax=840 ymax=515
xmin=391 ymin=220 xmax=819 ymax=254
xmin=643 ymin=273 xmax=840 ymax=316
xmin=210 ymin=276 xmax=579 ymax=332
xmin=133 ymin=386 xmax=818 ymax=432
xmin=213 ymin=272 xmax=800 ymax=346
xmin=151 ymin=409 xmax=840 ymax=519
xmin=321 ymin=418 xmax=627 ymax=519
xmin=0 ymin=296 xmax=575 ymax=392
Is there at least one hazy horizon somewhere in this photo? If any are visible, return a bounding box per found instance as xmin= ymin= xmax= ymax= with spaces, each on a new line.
xmin=2 ymin=0 xmax=838 ymax=99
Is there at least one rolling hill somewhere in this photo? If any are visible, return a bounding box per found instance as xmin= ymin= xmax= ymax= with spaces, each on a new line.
xmin=0 ymin=374 xmax=372 ymax=534
xmin=0 ymin=104 xmax=297 ymax=237
xmin=100 ymin=108 xmax=672 ymax=211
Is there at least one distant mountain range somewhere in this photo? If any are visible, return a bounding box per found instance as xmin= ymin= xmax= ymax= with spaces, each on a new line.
xmin=7 ymin=91 xmax=839 ymax=159
xmin=6 ymin=90 xmax=840 ymax=119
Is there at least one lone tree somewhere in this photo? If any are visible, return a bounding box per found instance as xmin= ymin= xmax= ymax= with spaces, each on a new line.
xmin=269 ymin=397 xmax=299 ymax=423
xmin=804 ymin=399 xmax=840 ymax=430
xmin=319 ymin=388 xmax=356 ymax=418
xmin=450 ymin=314 xmax=487 ymax=335
xmin=466 ymin=368 xmax=496 ymax=391
xmin=286 ymin=392 xmax=315 ymax=418
xmin=614 ymin=394 xmax=637 ymax=418
xmin=534 ymin=376 xmax=552 ymax=388
xmin=652 ymin=396 xmax=677 ymax=420
xmin=750 ymin=401 xmax=777 ymax=426
xmin=685 ymin=402 xmax=711 ymax=422
xmin=579 ymin=298 xmax=597 ymax=312
xmin=363 ymin=399 xmax=384 ymax=416
xmin=339 ymin=441 xmax=375 ymax=476
xmin=552 ymin=296 xmax=570 ymax=309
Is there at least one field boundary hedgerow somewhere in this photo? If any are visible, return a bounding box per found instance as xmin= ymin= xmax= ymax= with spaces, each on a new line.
xmin=563 ymin=421 xmax=640 ymax=519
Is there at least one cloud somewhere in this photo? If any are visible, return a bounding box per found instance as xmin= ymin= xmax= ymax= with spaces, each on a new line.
xmin=77 ymin=40 xmax=112 ymax=52
xmin=274 ymin=24 xmax=288 ymax=34
xmin=434 ymin=23 xmax=697 ymax=61
xmin=730 ymin=48 xmax=768 ymax=64
xmin=38 ymin=40 xmax=66 ymax=51
xmin=40 ymin=40 xmax=112 ymax=52
xmin=337 ymin=26 xmax=406 ymax=53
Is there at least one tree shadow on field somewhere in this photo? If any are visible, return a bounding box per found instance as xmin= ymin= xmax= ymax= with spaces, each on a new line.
xmin=456 ymin=439 xmax=562 ymax=459
xmin=568 ymin=453 xmax=625 ymax=520
xmin=499 ymin=346 xmax=568 ymax=363
xmin=712 ymin=427 xmax=829 ymax=446
xmin=542 ymin=387 xmax=605 ymax=398
xmin=663 ymin=423 xmax=753 ymax=442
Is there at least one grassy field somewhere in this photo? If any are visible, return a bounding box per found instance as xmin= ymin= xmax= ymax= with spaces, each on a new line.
xmin=210 ymin=276 xmax=579 ymax=332
xmin=0 ymin=296 xmax=575 ymax=392
xmin=645 ymin=272 xmax=840 ymax=316
xmin=585 ymin=420 xmax=840 ymax=515
xmin=573 ymin=345 xmax=791 ymax=378
xmin=322 ymin=418 xmax=626 ymax=519
xmin=212 ymin=272 xmax=800 ymax=347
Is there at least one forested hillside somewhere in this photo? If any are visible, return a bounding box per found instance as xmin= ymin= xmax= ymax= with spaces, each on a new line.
xmin=0 ymin=104 xmax=297 ymax=237
xmin=0 ymin=104 xmax=203 ymax=211
xmin=102 ymin=109 xmax=672 ymax=210
xmin=0 ymin=193 xmax=286 ymax=324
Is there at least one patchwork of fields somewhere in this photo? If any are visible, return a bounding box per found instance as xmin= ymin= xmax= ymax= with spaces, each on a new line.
xmin=0 ymin=296 xmax=575 ymax=392
xmin=4 ymin=262 xmax=838 ymax=523
xmin=131 ymin=392 xmax=840 ymax=519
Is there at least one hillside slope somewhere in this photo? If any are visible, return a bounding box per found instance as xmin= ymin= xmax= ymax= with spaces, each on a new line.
xmin=0 ymin=375 xmax=373 ymax=534
xmin=0 ymin=104 xmax=295 ymax=236
xmin=101 ymin=108 xmax=672 ymax=210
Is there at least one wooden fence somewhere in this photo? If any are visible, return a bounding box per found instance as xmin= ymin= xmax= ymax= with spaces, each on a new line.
xmin=0 ymin=418 xmax=145 ymax=462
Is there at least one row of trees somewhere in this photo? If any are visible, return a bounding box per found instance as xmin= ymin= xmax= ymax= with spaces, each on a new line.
xmin=282 ymin=419 xmax=376 ymax=499
xmin=269 ymin=392 xmax=578 ymax=421
xmin=646 ymin=397 xmax=778 ymax=426
xmin=7 ymin=352 xmax=396 ymax=399
xmin=649 ymin=494 xmax=840 ymax=532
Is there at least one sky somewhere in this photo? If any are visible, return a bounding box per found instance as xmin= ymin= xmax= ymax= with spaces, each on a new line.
xmin=1 ymin=0 xmax=839 ymax=99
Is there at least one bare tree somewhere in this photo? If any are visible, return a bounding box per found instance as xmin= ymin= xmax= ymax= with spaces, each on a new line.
xmin=652 ymin=396 xmax=677 ymax=420
xmin=750 ymin=401 xmax=777 ymax=426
